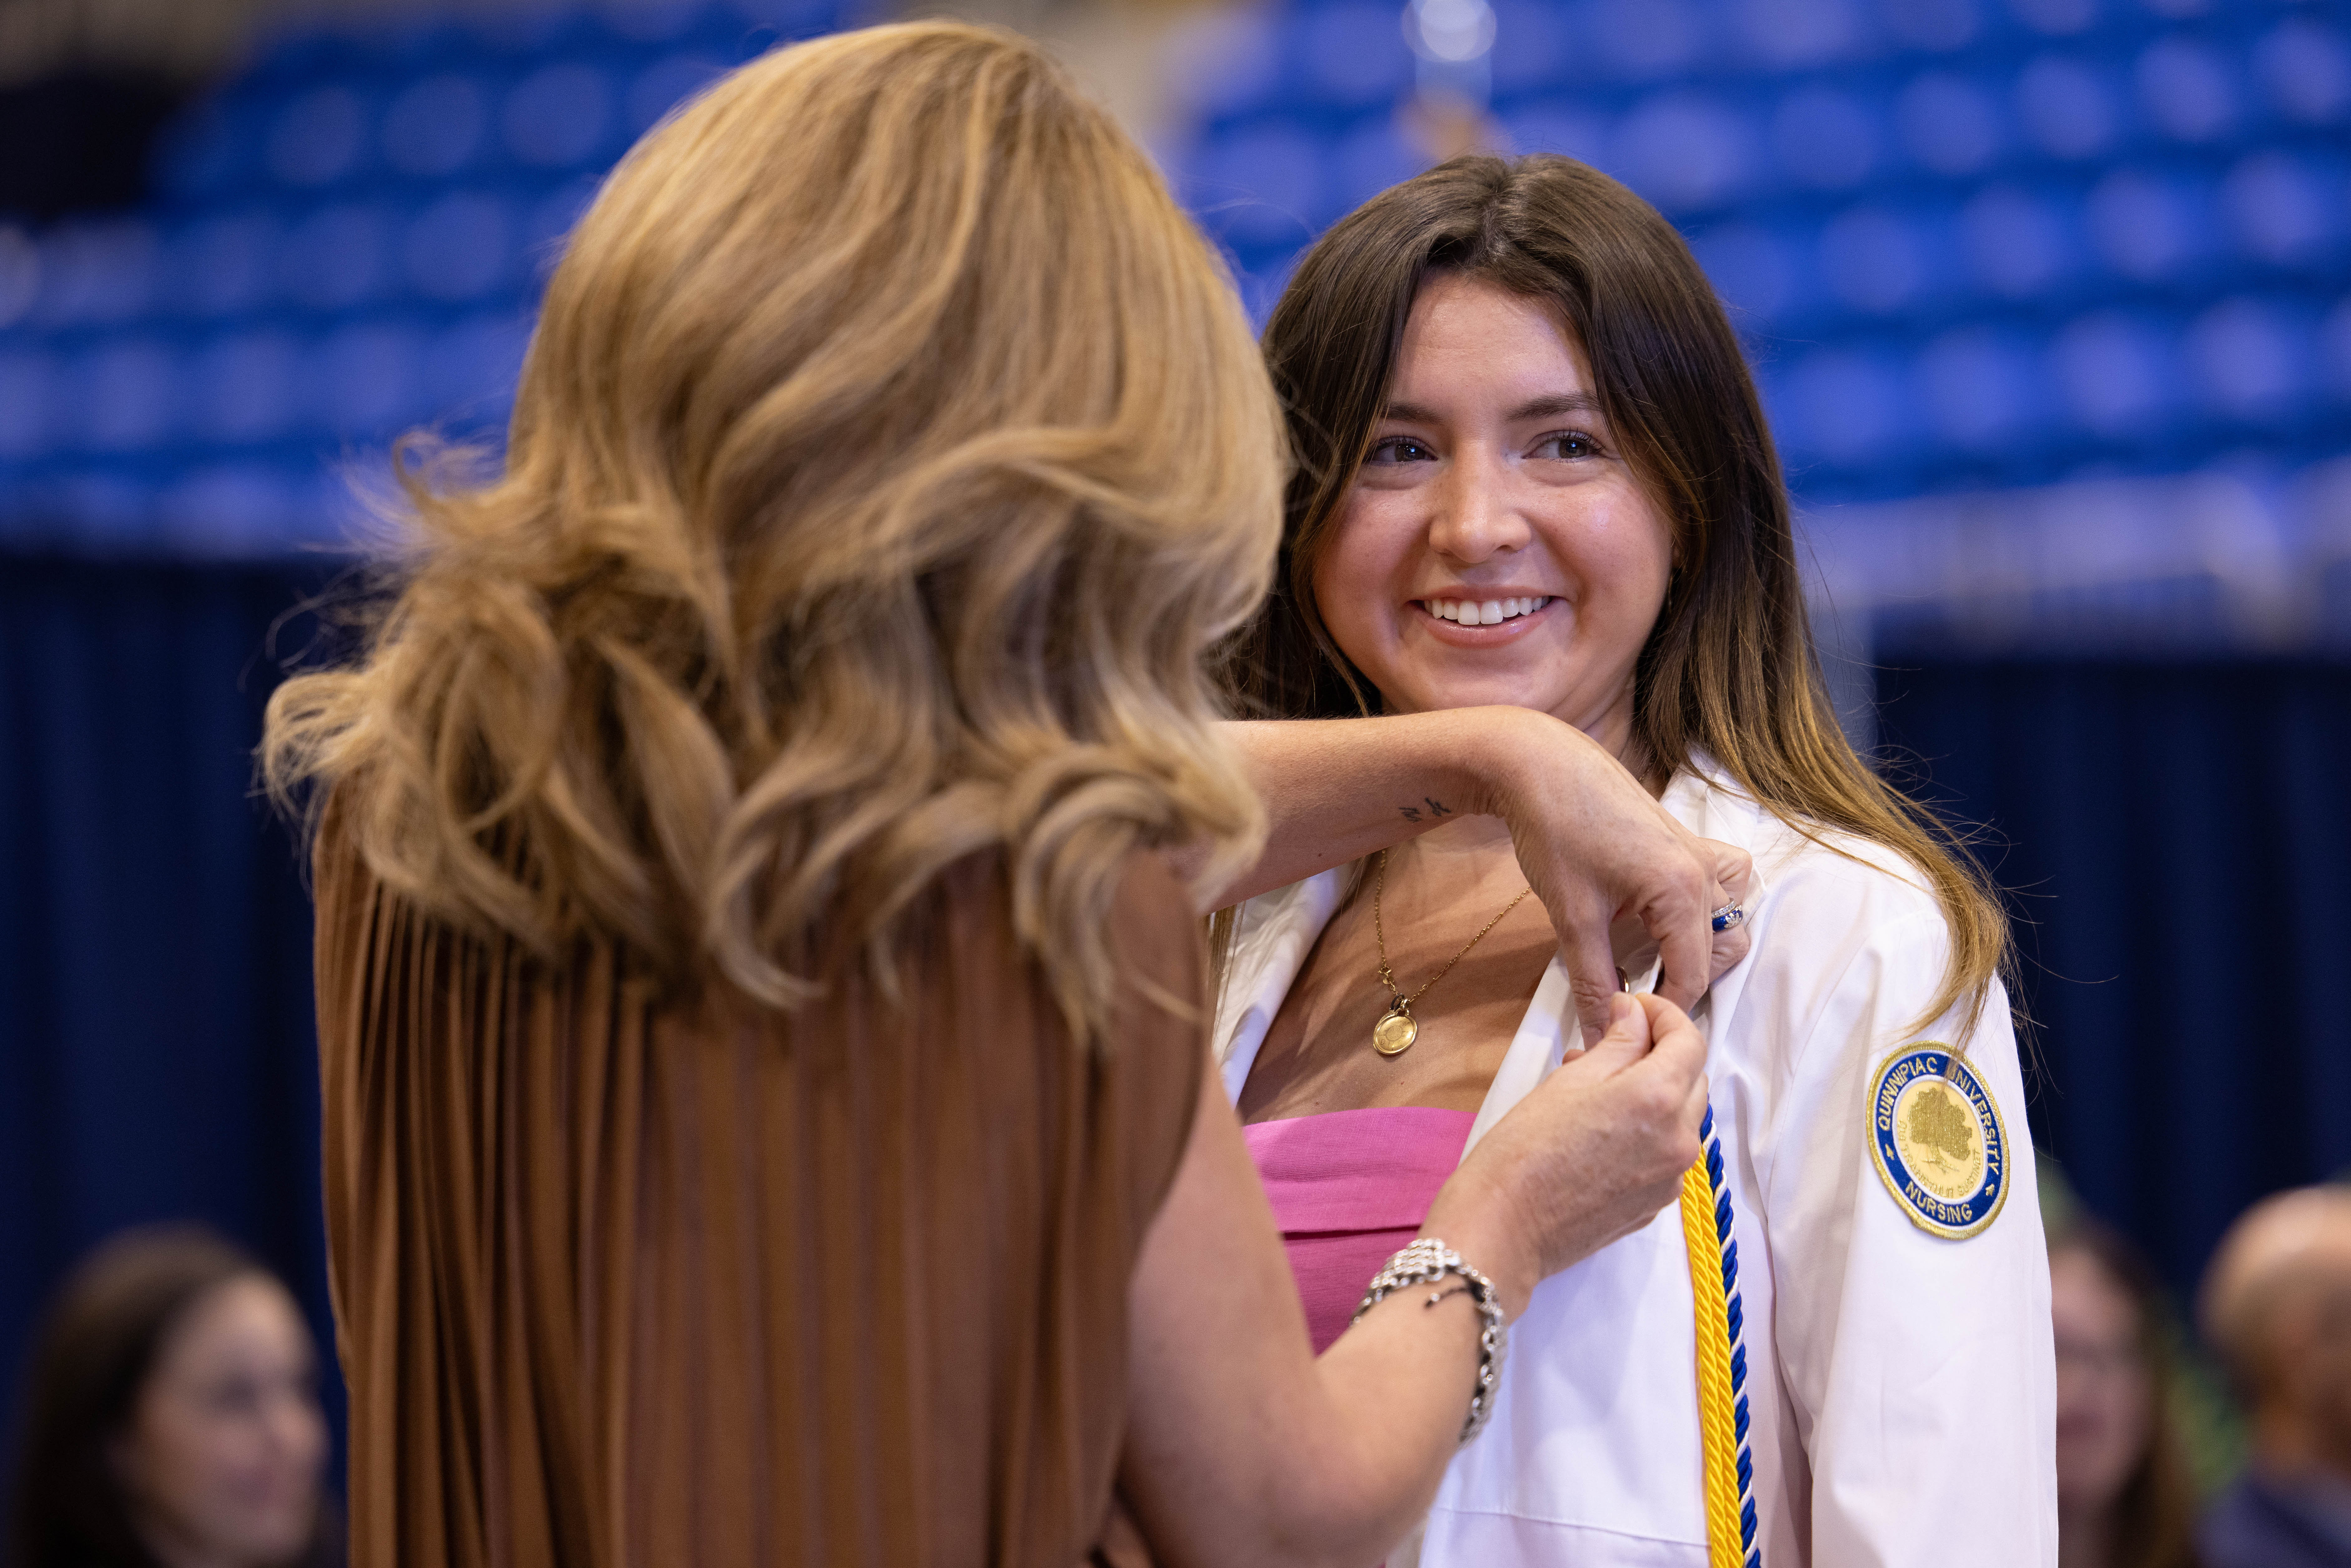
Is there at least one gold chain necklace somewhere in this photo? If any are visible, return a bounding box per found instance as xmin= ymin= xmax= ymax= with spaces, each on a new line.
xmin=1370 ymin=848 xmax=1534 ymax=1058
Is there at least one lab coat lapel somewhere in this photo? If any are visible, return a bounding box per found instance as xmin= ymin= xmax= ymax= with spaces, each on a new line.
xmin=1461 ymin=767 xmax=1765 ymax=1156
xmin=1215 ymin=868 xmax=1344 ymax=1103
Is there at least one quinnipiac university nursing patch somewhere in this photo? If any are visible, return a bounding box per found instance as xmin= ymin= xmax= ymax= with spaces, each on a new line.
xmin=1868 ymin=1045 xmax=2010 ymax=1240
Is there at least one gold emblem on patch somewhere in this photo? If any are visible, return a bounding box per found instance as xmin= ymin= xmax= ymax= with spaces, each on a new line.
xmin=1897 ymin=1077 xmax=1985 ymax=1201
xmin=1868 ymin=1044 xmax=2009 ymax=1240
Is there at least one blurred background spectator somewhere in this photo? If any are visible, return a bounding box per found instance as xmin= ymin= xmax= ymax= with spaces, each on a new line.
xmin=2199 ymin=1186 xmax=2351 ymax=1567
xmin=2049 ymin=1212 xmax=2205 ymax=1568
xmin=6 ymin=1224 xmax=334 ymax=1568
xmin=2 ymin=0 xmax=2348 ymax=1539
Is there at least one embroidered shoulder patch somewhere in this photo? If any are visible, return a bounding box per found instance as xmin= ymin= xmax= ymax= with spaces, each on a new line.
xmin=1867 ymin=1044 xmax=2010 ymax=1240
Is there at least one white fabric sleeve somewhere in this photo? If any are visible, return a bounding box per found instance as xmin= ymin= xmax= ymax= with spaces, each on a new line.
xmin=1754 ymin=891 xmax=2057 ymax=1567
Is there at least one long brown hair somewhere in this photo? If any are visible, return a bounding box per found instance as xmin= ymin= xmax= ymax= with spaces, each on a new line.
xmin=263 ymin=23 xmax=1282 ymax=1037
xmin=1225 ymin=153 xmax=2005 ymax=1035
xmin=6 ymin=1227 xmax=334 ymax=1568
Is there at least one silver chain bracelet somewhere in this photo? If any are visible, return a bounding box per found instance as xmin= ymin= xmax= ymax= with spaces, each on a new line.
xmin=1349 ymin=1237 xmax=1508 ymax=1444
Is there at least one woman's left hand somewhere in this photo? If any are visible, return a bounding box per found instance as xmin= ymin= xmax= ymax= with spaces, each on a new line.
xmin=1608 ymin=826 xmax=1752 ymax=997
xmin=1198 ymin=706 xmax=1752 ymax=1045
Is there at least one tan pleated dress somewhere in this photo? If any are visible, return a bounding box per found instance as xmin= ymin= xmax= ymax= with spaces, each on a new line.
xmin=311 ymin=809 xmax=1203 ymax=1568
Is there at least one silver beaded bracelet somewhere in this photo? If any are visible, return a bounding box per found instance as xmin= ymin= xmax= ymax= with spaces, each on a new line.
xmin=1349 ymin=1237 xmax=1508 ymax=1444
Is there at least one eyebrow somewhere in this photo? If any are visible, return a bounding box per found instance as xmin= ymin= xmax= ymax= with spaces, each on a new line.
xmin=1380 ymin=392 xmax=1605 ymax=424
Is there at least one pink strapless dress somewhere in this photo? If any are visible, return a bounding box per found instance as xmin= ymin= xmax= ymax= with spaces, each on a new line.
xmin=1242 ymin=1106 xmax=1478 ymax=1355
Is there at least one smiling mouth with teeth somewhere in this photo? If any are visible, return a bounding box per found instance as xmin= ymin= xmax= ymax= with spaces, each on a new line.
xmin=1422 ymin=595 xmax=1552 ymax=626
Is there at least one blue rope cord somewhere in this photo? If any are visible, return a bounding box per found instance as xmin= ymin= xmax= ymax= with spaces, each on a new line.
xmin=1700 ymin=1104 xmax=1763 ymax=1568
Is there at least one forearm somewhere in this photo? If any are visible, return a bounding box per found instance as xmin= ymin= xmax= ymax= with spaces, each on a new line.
xmin=1188 ymin=707 xmax=1565 ymax=909
xmin=1122 ymin=1065 xmax=1529 ymax=1568
xmin=1147 ymin=1298 xmax=1489 ymax=1568
xmin=1272 ymin=1293 xmax=1491 ymax=1564
xmin=1184 ymin=708 xmax=1748 ymax=1043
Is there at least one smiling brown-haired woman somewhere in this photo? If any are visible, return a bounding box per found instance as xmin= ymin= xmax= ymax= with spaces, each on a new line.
xmin=1210 ymin=154 xmax=2050 ymax=1564
xmin=1234 ymin=154 xmax=2004 ymax=1034
xmin=264 ymin=24 xmax=1740 ymax=1568
xmin=8 ymin=1227 xmax=333 ymax=1568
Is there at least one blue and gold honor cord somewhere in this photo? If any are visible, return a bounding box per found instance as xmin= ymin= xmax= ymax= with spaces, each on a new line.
xmin=1679 ymin=1103 xmax=1761 ymax=1568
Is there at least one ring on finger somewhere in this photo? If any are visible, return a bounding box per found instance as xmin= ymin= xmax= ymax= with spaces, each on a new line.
xmin=1709 ymin=901 xmax=1746 ymax=933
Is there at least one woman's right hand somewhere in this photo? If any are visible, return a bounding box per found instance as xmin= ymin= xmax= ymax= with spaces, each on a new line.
xmin=1424 ymin=992 xmax=1708 ymax=1317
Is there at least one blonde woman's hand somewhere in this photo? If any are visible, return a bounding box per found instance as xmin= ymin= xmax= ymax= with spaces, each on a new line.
xmin=1424 ymin=992 xmax=1707 ymax=1316
xmin=1607 ymin=831 xmax=1754 ymax=1009
xmin=1123 ymin=991 xmax=1703 ymax=1567
xmin=1202 ymin=707 xmax=1750 ymax=1046
xmin=1481 ymin=710 xmax=1752 ymax=1046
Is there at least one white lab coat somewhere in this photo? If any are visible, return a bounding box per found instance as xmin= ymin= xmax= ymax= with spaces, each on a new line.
xmin=1214 ymin=765 xmax=2058 ymax=1566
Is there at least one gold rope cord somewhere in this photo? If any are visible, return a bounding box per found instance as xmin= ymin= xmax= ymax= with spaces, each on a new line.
xmin=1679 ymin=1102 xmax=1760 ymax=1568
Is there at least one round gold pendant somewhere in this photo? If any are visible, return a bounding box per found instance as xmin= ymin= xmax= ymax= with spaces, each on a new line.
xmin=1372 ymin=1009 xmax=1419 ymax=1057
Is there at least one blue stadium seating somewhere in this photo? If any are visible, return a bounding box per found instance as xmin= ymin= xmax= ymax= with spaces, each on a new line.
xmin=0 ymin=0 xmax=866 ymax=553
xmin=1164 ymin=0 xmax=2351 ymax=507
xmin=3 ymin=0 xmax=2345 ymax=552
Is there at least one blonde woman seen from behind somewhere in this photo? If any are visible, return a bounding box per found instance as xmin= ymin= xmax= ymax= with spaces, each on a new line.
xmin=266 ymin=27 xmax=1733 ymax=1568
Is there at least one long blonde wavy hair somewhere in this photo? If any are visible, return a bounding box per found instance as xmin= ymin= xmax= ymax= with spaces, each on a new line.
xmin=263 ymin=22 xmax=1282 ymax=1036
